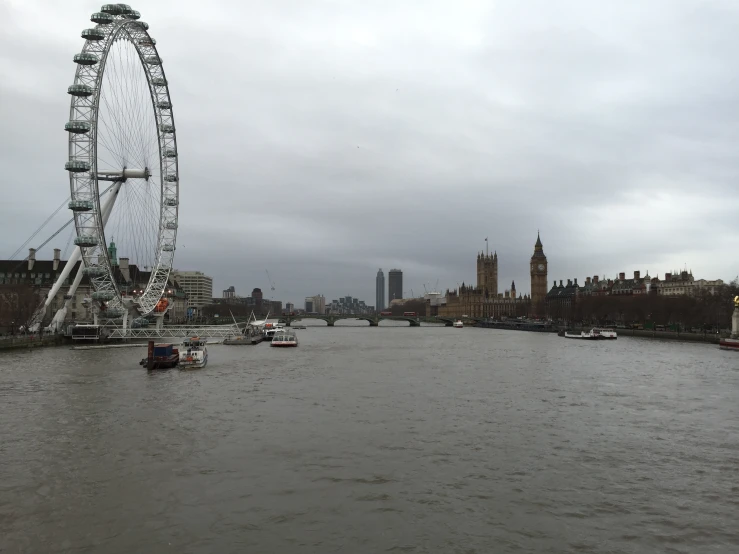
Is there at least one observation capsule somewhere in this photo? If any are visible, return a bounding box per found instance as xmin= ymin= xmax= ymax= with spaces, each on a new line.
xmin=74 ymin=235 xmax=99 ymax=247
xmin=68 ymin=200 xmax=94 ymax=211
xmin=81 ymin=28 xmax=105 ymax=41
xmin=92 ymin=290 xmax=115 ymax=301
xmin=82 ymin=266 xmax=107 ymax=276
xmin=65 ymin=160 xmax=91 ymax=172
xmin=101 ymin=4 xmax=125 ymax=15
xmin=68 ymin=84 xmax=94 ymax=97
xmin=74 ymin=52 xmax=99 ymax=66
xmin=65 ymin=121 xmax=91 ymax=134
xmin=91 ymin=12 xmax=114 ymax=24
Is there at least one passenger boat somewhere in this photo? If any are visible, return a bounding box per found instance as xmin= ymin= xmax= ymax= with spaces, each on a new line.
xmin=564 ymin=328 xmax=617 ymax=340
xmin=179 ymin=337 xmax=208 ymax=369
xmin=263 ymin=322 xmax=285 ymax=341
xmin=140 ymin=342 xmax=179 ymax=369
xmin=271 ymin=330 xmax=298 ymax=347
xmin=719 ymin=337 xmax=739 ymax=351
xmin=453 ymin=320 xmax=464 ymax=328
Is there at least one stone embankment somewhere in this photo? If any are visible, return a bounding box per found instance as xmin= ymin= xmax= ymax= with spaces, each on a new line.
xmin=0 ymin=335 xmax=65 ymax=351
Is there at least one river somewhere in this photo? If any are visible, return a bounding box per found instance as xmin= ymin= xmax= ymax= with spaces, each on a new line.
xmin=1 ymin=324 xmax=737 ymax=553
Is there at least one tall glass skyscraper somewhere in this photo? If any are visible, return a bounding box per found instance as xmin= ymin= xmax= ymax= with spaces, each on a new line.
xmin=375 ymin=269 xmax=385 ymax=312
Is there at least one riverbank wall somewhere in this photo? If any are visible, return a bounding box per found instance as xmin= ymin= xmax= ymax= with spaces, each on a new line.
xmin=0 ymin=335 xmax=66 ymax=351
xmin=585 ymin=327 xmax=721 ymax=344
xmin=476 ymin=321 xmax=723 ymax=344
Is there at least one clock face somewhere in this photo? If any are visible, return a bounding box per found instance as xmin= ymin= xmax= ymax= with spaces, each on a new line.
xmin=538 ymin=264 xmax=545 ymax=271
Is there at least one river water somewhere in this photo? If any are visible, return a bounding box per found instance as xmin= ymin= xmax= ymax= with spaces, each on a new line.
xmin=1 ymin=324 xmax=737 ymax=553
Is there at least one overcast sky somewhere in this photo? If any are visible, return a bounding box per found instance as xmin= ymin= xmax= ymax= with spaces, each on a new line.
xmin=2 ymin=0 xmax=739 ymax=307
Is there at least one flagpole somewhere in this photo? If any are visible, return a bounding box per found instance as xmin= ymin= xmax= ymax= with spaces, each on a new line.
xmin=485 ymin=237 xmax=488 ymax=257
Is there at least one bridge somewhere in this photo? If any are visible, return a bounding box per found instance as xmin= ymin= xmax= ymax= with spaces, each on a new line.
xmin=282 ymin=314 xmax=469 ymax=327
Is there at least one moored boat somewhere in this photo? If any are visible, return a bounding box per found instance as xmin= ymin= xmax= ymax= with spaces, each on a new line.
xmin=719 ymin=337 xmax=739 ymax=351
xmin=263 ymin=322 xmax=285 ymax=341
xmin=140 ymin=341 xmax=179 ymax=369
xmin=564 ymin=328 xmax=617 ymax=340
xmin=179 ymin=337 xmax=208 ymax=369
xmin=453 ymin=320 xmax=464 ymax=328
xmin=271 ymin=330 xmax=298 ymax=347
xmin=223 ymin=335 xmax=249 ymax=345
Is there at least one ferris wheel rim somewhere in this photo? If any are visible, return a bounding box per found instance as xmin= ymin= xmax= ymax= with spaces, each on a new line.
xmin=66 ymin=7 xmax=179 ymax=320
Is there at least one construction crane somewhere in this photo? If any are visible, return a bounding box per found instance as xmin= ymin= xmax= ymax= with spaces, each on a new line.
xmin=265 ymin=270 xmax=276 ymax=292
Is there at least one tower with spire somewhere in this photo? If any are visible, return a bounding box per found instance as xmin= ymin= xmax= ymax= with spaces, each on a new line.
xmin=108 ymin=239 xmax=118 ymax=267
xmin=529 ymin=232 xmax=547 ymax=317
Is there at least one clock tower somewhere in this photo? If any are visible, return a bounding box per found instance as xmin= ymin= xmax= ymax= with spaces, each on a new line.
xmin=530 ymin=232 xmax=547 ymax=318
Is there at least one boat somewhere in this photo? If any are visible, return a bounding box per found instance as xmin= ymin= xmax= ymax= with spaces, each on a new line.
xmin=719 ymin=337 xmax=739 ymax=351
xmin=453 ymin=320 xmax=464 ymax=328
xmin=223 ymin=335 xmax=249 ymax=345
xmin=564 ymin=328 xmax=617 ymax=340
xmin=139 ymin=342 xmax=179 ymax=369
xmin=271 ymin=330 xmax=298 ymax=347
xmin=263 ymin=322 xmax=285 ymax=341
xmin=223 ymin=332 xmax=264 ymax=345
xmin=179 ymin=337 xmax=208 ymax=369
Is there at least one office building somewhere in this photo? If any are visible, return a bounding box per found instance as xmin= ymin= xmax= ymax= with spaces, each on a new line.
xmin=305 ymin=294 xmax=326 ymax=314
xmin=171 ymin=270 xmax=213 ymax=314
xmin=388 ymin=268 xmax=403 ymax=303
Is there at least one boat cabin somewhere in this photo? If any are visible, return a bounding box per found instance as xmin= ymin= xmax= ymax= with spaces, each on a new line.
xmin=182 ymin=337 xmax=206 ymax=348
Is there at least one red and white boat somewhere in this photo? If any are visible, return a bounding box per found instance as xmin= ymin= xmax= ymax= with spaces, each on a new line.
xmin=271 ymin=330 xmax=298 ymax=347
xmin=719 ymin=337 xmax=739 ymax=351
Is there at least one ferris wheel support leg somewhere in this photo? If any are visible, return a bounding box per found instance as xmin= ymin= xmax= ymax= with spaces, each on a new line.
xmin=121 ymin=310 xmax=129 ymax=339
xmin=42 ymin=181 xmax=124 ymax=333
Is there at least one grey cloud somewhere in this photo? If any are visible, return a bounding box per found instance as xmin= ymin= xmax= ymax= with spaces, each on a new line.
xmin=2 ymin=0 xmax=739 ymax=307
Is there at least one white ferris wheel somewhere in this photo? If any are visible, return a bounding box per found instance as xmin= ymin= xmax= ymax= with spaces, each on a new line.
xmin=60 ymin=3 xmax=179 ymax=326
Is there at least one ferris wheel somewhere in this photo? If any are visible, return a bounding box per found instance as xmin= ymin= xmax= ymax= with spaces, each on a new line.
xmin=64 ymin=4 xmax=178 ymax=322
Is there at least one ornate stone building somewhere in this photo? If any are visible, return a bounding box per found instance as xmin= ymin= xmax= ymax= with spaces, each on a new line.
xmin=438 ymin=234 xmax=546 ymax=319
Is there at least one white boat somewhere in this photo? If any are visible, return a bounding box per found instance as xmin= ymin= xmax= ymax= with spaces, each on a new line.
xmin=271 ymin=330 xmax=299 ymax=347
xmin=179 ymin=337 xmax=208 ymax=369
xmin=564 ymin=328 xmax=617 ymax=340
xmin=263 ymin=322 xmax=285 ymax=341
xmin=453 ymin=320 xmax=464 ymax=328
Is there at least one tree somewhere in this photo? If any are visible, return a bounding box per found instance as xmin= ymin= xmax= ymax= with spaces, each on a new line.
xmin=0 ymin=285 xmax=41 ymax=332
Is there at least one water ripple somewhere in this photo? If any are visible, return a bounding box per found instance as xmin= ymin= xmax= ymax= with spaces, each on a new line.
xmin=1 ymin=328 xmax=738 ymax=553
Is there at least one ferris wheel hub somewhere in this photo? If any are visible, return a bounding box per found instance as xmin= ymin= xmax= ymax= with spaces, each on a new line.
xmin=96 ymin=167 xmax=150 ymax=181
